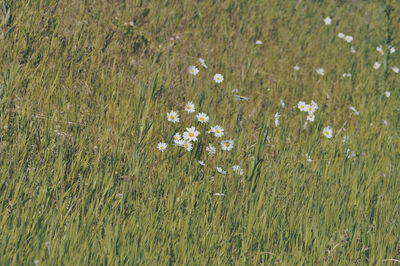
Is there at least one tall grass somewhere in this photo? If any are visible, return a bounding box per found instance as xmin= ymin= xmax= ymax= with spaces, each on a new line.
xmin=0 ymin=0 xmax=399 ymax=264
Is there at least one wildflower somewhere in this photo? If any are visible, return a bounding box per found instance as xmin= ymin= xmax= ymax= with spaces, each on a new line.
xmin=255 ymin=40 xmax=263 ymax=45
xmin=213 ymin=73 xmax=224 ymax=83
xmin=383 ymin=120 xmax=388 ymax=125
xmin=280 ymin=99 xmax=286 ymax=108
xmin=157 ymin=142 xmax=168 ymax=152
xmin=316 ymin=68 xmax=325 ymax=76
xmin=196 ymin=112 xmax=209 ymax=123
xmin=297 ymin=101 xmax=307 ymax=112
xmin=183 ymin=126 xmax=200 ymax=142
xmin=210 ymin=125 xmax=224 ymax=138
xmin=199 ymin=58 xmax=208 ymax=68
xmin=232 ymin=165 xmax=244 ymax=175
xmin=305 ymin=153 xmax=312 ymax=162
xmin=389 ymin=46 xmax=396 ymax=54
xmin=174 ymin=139 xmax=185 ymax=146
xmin=342 ymin=73 xmax=352 ymax=78
xmin=322 ymin=126 xmax=333 ymax=139
xmin=310 ymin=100 xmax=318 ymax=112
xmin=184 ymin=101 xmax=195 ymax=113
xmin=173 ymin=133 xmax=181 ymax=141
xmin=344 ymin=35 xmax=353 ymax=43
xmin=293 ymin=65 xmax=300 ymax=71
xmin=338 ymin=33 xmax=345 ymax=39
xmin=221 ymin=140 xmax=234 ymax=151
xmin=206 ymin=144 xmax=216 ymax=155
xmin=373 ymin=62 xmax=381 ymax=70
xmin=183 ymin=141 xmax=193 ymax=151
xmin=391 ymin=67 xmax=399 ymax=73
xmin=188 ymin=65 xmax=199 ymax=75
xmin=350 ymin=46 xmax=356 ymax=53
xmin=216 ymin=167 xmax=227 ymax=175
xmin=306 ymin=104 xmax=315 ymax=114
xmin=213 ymin=192 xmax=225 ymax=196
xmin=376 ymin=45 xmax=384 ymax=55
xmin=274 ymin=112 xmax=280 ymax=126
xmin=323 ymin=16 xmax=332 ymax=25
xmin=198 ymin=160 xmax=205 ymax=166
xmin=167 ymin=111 xmax=180 ymax=123
xmin=306 ymin=113 xmax=315 ymax=122
xmin=349 ymin=106 xmax=360 ymax=115
xmin=384 ymin=91 xmax=390 ymax=98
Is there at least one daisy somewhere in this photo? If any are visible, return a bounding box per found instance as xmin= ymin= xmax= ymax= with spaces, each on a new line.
xmin=213 ymin=192 xmax=225 ymax=196
xmin=184 ymin=101 xmax=195 ymax=113
xmin=232 ymin=165 xmax=244 ymax=175
xmin=306 ymin=113 xmax=315 ymax=122
xmin=183 ymin=141 xmax=193 ymax=151
xmin=274 ymin=112 xmax=280 ymax=126
xmin=206 ymin=144 xmax=216 ymax=155
xmin=183 ymin=126 xmax=200 ymax=142
xmin=280 ymin=99 xmax=286 ymax=108
xmin=342 ymin=73 xmax=352 ymax=78
xmin=305 ymin=153 xmax=312 ymax=162
xmin=316 ymin=68 xmax=325 ymax=76
xmin=188 ymin=65 xmax=199 ymax=75
xmin=389 ymin=46 xmax=396 ymax=54
xmin=293 ymin=65 xmax=300 ymax=71
xmin=349 ymin=106 xmax=360 ymax=115
xmin=221 ymin=140 xmax=234 ymax=151
xmin=310 ymin=100 xmax=318 ymax=112
xmin=198 ymin=160 xmax=205 ymax=166
xmin=255 ymin=40 xmax=263 ymax=45
xmin=376 ymin=45 xmax=384 ymax=55
xmin=174 ymin=139 xmax=185 ymax=146
xmin=373 ymin=62 xmax=381 ymax=70
xmin=213 ymin=73 xmax=224 ymax=83
xmin=338 ymin=33 xmax=345 ymax=39
xmin=297 ymin=101 xmax=307 ymax=112
xmin=167 ymin=111 xmax=180 ymax=123
xmin=322 ymin=126 xmax=333 ymax=139
xmin=323 ymin=16 xmax=332 ymax=25
xmin=216 ymin=167 xmax=227 ymax=175
xmin=173 ymin=133 xmax=181 ymax=141
xmin=196 ymin=112 xmax=209 ymax=123
xmin=210 ymin=125 xmax=224 ymax=138
xmin=157 ymin=142 xmax=168 ymax=152
xmin=384 ymin=91 xmax=390 ymax=98
xmin=391 ymin=67 xmax=399 ymax=73
xmin=198 ymin=58 xmax=208 ymax=68
xmin=344 ymin=35 xmax=353 ymax=43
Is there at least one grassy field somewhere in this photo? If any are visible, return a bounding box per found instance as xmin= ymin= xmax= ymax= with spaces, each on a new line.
xmin=0 ymin=0 xmax=399 ymax=264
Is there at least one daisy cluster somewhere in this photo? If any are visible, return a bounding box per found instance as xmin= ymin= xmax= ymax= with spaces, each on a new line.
xmin=188 ymin=58 xmax=224 ymax=83
xmin=157 ymin=100 xmax=244 ymax=176
xmin=297 ymin=100 xmax=318 ymax=123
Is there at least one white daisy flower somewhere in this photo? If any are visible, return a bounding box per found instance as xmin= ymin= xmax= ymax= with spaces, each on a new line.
xmin=206 ymin=144 xmax=216 ymax=155
xmin=305 ymin=104 xmax=315 ymax=114
xmin=213 ymin=73 xmax=224 ymax=83
xmin=173 ymin=133 xmax=181 ymax=141
xmin=306 ymin=113 xmax=315 ymax=122
xmin=344 ymin=35 xmax=353 ymax=43
xmin=188 ymin=65 xmax=199 ymax=75
xmin=213 ymin=192 xmax=225 ymax=196
xmin=184 ymin=101 xmax=195 ymax=113
xmin=376 ymin=45 xmax=384 ymax=55
xmin=338 ymin=33 xmax=345 ymax=39
xmin=255 ymin=40 xmax=263 ymax=45
xmin=232 ymin=165 xmax=244 ymax=175
xmin=183 ymin=141 xmax=193 ymax=151
xmin=305 ymin=153 xmax=312 ymax=162
xmin=384 ymin=91 xmax=391 ymax=98
xmin=221 ymin=140 xmax=234 ymax=151
xmin=157 ymin=142 xmax=168 ymax=152
xmin=216 ymin=167 xmax=227 ymax=175
xmin=167 ymin=111 xmax=180 ymax=123
xmin=322 ymin=126 xmax=333 ymax=139
xmin=293 ymin=65 xmax=300 ymax=71
xmin=323 ymin=16 xmax=332 ymax=25
xmin=350 ymin=46 xmax=356 ymax=53
xmin=274 ymin=112 xmax=280 ymax=126
xmin=198 ymin=160 xmax=205 ymax=166
xmin=343 ymin=73 xmax=352 ymax=78
xmin=389 ymin=46 xmax=396 ymax=54
xmin=210 ymin=125 xmax=224 ymax=138
xmin=316 ymin=68 xmax=325 ymax=76
xmin=174 ymin=139 xmax=185 ymax=146
xmin=310 ymin=100 xmax=319 ymax=112
xmin=391 ymin=67 xmax=399 ymax=73
xmin=373 ymin=62 xmax=381 ymax=70
xmin=280 ymin=99 xmax=286 ymax=108
xmin=183 ymin=126 xmax=200 ymax=142
xmin=196 ymin=112 xmax=209 ymax=123
xmin=297 ymin=101 xmax=307 ymax=112
xmin=198 ymin=58 xmax=208 ymax=68
xmin=383 ymin=120 xmax=388 ymax=125
xmin=349 ymin=106 xmax=360 ymax=115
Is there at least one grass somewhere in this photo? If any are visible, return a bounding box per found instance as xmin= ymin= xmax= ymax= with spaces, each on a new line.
xmin=0 ymin=0 xmax=399 ymax=264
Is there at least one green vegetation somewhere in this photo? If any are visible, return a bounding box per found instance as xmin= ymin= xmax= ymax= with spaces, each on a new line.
xmin=0 ymin=0 xmax=399 ymax=264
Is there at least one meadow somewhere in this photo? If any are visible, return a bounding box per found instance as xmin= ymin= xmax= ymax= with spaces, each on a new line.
xmin=0 ymin=0 xmax=399 ymax=264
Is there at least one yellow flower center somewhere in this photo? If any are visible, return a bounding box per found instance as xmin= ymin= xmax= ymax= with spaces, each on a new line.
xmin=189 ymin=132 xmax=194 ymax=137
